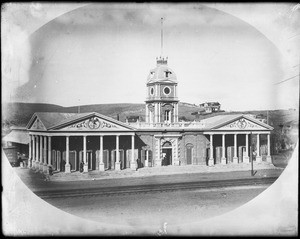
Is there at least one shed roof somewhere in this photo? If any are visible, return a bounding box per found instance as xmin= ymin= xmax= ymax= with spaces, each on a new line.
xmin=2 ymin=128 xmax=30 ymax=145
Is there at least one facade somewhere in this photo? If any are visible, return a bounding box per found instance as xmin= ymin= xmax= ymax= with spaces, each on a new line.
xmin=26 ymin=56 xmax=274 ymax=174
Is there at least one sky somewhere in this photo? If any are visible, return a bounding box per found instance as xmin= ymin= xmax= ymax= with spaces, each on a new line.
xmin=2 ymin=3 xmax=300 ymax=111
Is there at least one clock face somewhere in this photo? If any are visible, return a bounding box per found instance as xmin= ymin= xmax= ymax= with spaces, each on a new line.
xmin=163 ymin=86 xmax=171 ymax=95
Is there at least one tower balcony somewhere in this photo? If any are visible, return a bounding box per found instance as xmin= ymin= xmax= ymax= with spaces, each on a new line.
xmin=145 ymin=97 xmax=179 ymax=102
xmin=126 ymin=121 xmax=206 ymax=129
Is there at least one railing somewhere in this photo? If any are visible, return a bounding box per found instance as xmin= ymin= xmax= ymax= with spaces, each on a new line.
xmin=127 ymin=121 xmax=206 ymax=129
xmin=145 ymin=97 xmax=179 ymax=101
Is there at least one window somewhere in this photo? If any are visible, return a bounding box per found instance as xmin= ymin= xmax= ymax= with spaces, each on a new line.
xmin=164 ymin=110 xmax=170 ymax=121
xmin=150 ymin=87 xmax=154 ymax=96
xmin=165 ymin=71 xmax=172 ymax=77
xmin=163 ymin=86 xmax=171 ymax=95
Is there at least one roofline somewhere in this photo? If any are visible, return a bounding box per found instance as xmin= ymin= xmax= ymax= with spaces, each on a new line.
xmin=26 ymin=113 xmax=38 ymax=129
xmin=210 ymin=114 xmax=274 ymax=130
xmin=147 ymin=81 xmax=178 ymax=85
xmin=48 ymin=112 xmax=136 ymax=131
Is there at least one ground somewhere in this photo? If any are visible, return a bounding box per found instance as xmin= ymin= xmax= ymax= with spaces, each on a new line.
xmin=11 ymin=159 xmax=286 ymax=235
xmin=43 ymin=184 xmax=269 ymax=233
xmin=5 ymin=150 xmax=294 ymax=235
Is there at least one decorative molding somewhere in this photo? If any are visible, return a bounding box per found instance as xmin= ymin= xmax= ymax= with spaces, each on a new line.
xmin=216 ymin=118 xmax=266 ymax=130
xmin=31 ymin=118 xmax=46 ymax=130
xmin=67 ymin=117 xmax=118 ymax=130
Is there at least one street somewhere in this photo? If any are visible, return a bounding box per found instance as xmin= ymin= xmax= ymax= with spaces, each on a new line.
xmin=44 ymin=184 xmax=269 ymax=230
xmin=12 ymin=166 xmax=281 ymax=232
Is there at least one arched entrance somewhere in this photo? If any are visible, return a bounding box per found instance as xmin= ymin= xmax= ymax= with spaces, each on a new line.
xmin=162 ymin=141 xmax=172 ymax=166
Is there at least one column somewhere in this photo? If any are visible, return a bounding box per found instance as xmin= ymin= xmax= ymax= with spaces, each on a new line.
xmin=176 ymin=103 xmax=179 ymax=122
xmin=47 ymin=136 xmax=52 ymax=170
xmin=243 ymin=134 xmax=250 ymax=163
xmin=266 ymin=133 xmax=272 ymax=163
xmin=156 ymin=137 xmax=162 ymax=167
xmin=43 ymin=136 xmax=48 ymax=172
xmin=145 ymin=105 xmax=149 ymax=123
xmin=65 ymin=136 xmax=71 ymax=173
xmin=35 ymin=136 xmax=39 ymax=168
xmin=221 ymin=134 xmax=226 ymax=164
xmin=115 ymin=135 xmax=121 ymax=170
xmin=99 ymin=136 xmax=105 ymax=171
xmin=145 ymin=150 xmax=149 ymax=167
xmin=154 ymin=103 xmax=157 ymax=123
xmin=173 ymin=104 xmax=176 ymax=123
xmin=208 ymin=134 xmax=214 ymax=166
xmin=32 ymin=135 xmax=35 ymax=168
xmin=174 ymin=138 xmax=179 ymax=165
xmin=28 ymin=135 xmax=32 ymax=168
xmin=149 ymin=110 xmax=152 ymax=124
xmin=129 ymin=135 xmax=136 ymax=170
xmin=39 ymin=135 xmax=43 ymax=170
xmin=158 ymin=103 xmax=161 ymax=123
xmin=256 ymin=134 xmax=262 ymax=162
xmin=83 ymin=136 xmax=88 ymax=172
xmin=233 ymin=134 xmax=238 ymax=163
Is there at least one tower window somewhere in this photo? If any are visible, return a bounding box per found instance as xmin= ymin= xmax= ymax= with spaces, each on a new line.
xmin=163 ymin=86 xmax=171 ymax=95
xmin=150 ymin=87 xmax=154 ymax=96
xmin=164 ymin=110 xmax=170 ymax=121
xmin=165 ymin=71 xmax=172 ymax=78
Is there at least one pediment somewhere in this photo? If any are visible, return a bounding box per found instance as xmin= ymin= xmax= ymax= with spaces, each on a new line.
xmin=56 ymin=116 xmax=133 ymax=131
xmin=213 ymin=118 xmax=269 ymax=131
xmin=28 ymin=117 xmax=46 ymax=130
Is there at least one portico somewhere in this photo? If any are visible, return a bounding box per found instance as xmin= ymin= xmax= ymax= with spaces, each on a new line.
xmin=27 ymin=112 xmax=136 ymax=173
xmin=203 ymin=115 xmax=273 ymax=165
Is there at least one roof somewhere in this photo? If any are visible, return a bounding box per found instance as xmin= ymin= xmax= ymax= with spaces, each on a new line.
xmin=200 ymin=114 xmax=273 ymax=130
xmin=27 ymin=111 xmax=136 ymax=131
xmin=2 ymin=128 xmax=30 ymax=144
xmin=26 ymin=112 xmax=79 ymax=130
xmin=147 ymin=58 xmax=177 ymax=84
xmin=201 ymin=114 xmax=244 ymax=129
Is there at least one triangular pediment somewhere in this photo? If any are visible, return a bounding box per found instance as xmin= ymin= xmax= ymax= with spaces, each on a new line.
xmin=27 ymin=115 xmax=46 ymax=130
xmin=50 ymin=113 xmax=135 ymax=131
xmin=212 ymin=116 xmax=273 ymax=131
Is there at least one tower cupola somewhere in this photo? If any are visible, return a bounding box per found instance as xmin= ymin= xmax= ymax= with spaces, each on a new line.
xmin=144 ymin=18 xmax=179 ymax=124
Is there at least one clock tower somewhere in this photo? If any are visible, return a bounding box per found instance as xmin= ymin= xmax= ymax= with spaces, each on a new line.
xmin=145 ymin=56 xmax=179 ymax=124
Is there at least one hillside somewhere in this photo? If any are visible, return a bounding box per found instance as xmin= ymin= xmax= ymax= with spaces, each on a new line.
xmin=2 ymin=102 xmax=201 ymax=127
xmin=2 ymin=102 xmax=298 ymax=129
xmin=2 ymin=102 xmax=298 ymax=153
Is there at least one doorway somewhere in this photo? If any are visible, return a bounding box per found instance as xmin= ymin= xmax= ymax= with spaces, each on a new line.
xmin=162 ymin=141 xmax=172 ymax=166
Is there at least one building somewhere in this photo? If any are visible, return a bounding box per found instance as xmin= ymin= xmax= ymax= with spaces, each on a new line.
xmin=25 ymin=55 xmax=274 ymax=174
xmin=199 ymin=102 xmax=221 ymax=114
xmin=2 ymin=127 xmax=30 ymax=166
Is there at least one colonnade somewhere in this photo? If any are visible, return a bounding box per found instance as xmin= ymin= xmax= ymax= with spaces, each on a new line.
xmin=28 ymin=134 xmax=136 ymax=173
xmin=207 ymin=132 xmax=272 ymax=166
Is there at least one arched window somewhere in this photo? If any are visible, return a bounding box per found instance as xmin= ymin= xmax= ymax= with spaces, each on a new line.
xmin=164 ymin=110 xmax=170 ymax=122
xmin=162 ymin=141 xmax=172 ymax=148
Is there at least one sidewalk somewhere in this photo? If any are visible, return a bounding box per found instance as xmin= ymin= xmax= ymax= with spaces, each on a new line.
xmin=45 ymin=162 xmax=281 ymax=182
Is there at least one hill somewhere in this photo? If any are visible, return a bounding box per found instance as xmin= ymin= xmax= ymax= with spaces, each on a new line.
xmin=1 ymin=102 xmax=202 ymax=127
xmin=2 ymin=102 xmax=298 ymax=153
xmin=2 ymin=102 xmax=298 ymax=129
